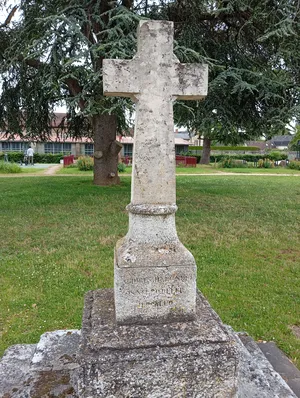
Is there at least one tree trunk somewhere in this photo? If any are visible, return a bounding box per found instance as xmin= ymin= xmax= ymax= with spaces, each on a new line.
xmin=92 ymin=114 xmax=122 ymax=186
xmin=200 ymin=137 xmax=211 ymax=164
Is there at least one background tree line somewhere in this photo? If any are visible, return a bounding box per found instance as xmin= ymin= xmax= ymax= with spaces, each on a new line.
xmin=1 ymin=0 xmax=300 ymax=184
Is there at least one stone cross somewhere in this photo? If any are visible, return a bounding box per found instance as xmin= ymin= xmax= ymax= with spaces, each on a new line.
xmin=103 ymin=20 xmax=208 ymax=324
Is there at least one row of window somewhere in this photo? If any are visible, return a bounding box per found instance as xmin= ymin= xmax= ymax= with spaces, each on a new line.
xmin=44 ymin=143 xmax=72 ymax=154
xmin=2 ymin=142 xmax=29 ymax=152
xmin=0 ymin=142 xmax=93 ymax=155
xmin=1 ymin=142 xmax=188 ymax=156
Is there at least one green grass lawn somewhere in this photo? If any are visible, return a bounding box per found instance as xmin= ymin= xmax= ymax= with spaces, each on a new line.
xmin=57 ymin=165 xmax=220 ymax=175
xmin=0 ymin=176 xmax=299 ymax=368
xmin=219 ymin=167 xmax=300 ymax=174
xmin=20 ymin=167 xmax=46 ymax=174
xmin=57 ymin=164 xmax=300 ymax=175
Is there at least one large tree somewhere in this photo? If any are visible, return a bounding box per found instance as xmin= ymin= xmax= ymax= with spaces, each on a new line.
xmin=0 ymin=0 xmax=138 ymax=185
xmin=151 ymin=0 xmax=300 ymax=163
xmin=2 ymin=1 xmax=300 ymax=172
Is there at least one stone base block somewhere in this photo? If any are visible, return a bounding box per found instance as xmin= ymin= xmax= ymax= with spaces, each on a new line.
xmin=78 ymin=289 xmax=297 ymax=398
xmin=78 ymin=289 xmax=238 ymax=397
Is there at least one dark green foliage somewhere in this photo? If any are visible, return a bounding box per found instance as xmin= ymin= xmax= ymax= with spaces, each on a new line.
xmin=0 ymin=1 xmax=139 ymax=139
xmin=117 ymin=162 xmax=127 ymax=172
xmin=156 ymin=1 xmax=300 ymax=145
xmin=258 ymin=159 xmax=274 ymax=168
xmin=267 ymin=151 xmax=288 ymax=162
xmin=288 ymin=160 xmax=300 ymax=170
xmin=77 ymin=156 xmax=94 ymax=171
xmin=189 ymin=146 xmax=260 ymax=151
xmin=210 ymin=153 xmax=288 ymax=163
xmin=289 ymin=127 xmax=300 ymax=150
xmin=219 ymin=158 xmax=248 ymax=168
xmin=0 ymin=152 xmax=63 ymax=163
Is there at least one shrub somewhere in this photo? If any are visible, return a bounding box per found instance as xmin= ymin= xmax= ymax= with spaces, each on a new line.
xmin=34 ymin=153 xmax=63 ymax=163
xmin=288 ymin=160 xmax=300 ymax=170
xmin=189 ymin=145 xmax=260 ymax=151
xmin=267 ymin=151 xmax=288 ymax=161
xmin=258 ymin=159 xmax=274 ymax=168
xmin=0 ymin=152 xmax=63 ymax=164
xmin=0 ymin=152 xmax=23 ymax=163
xmin=0 ymin=161 xmax=22 ymax=173
xmin=77 ymin=156 xmax=94 ymax=171
xmin=219 ymin=158 xmax=248 ymax=168
xmin=117 ymin=163 xmax=126 ymax=173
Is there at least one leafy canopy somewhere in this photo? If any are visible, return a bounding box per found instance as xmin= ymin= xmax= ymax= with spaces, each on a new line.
xmin=154 ymin=0 xmax=300 ymax=143
xmin=0 ymin=0 xmax=139 ymax=138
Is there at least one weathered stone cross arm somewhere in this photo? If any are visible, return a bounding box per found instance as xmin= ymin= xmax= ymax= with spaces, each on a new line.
xmin=103 ymin=22 xmax=208 ymax=102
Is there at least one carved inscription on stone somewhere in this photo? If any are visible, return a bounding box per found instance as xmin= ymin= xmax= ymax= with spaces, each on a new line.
xmin=115 ymin=266 xmax=196 ymax=321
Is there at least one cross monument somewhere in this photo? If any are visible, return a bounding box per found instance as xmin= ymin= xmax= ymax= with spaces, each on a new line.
xmin=103 ymin=20 xmax=208 ymax=324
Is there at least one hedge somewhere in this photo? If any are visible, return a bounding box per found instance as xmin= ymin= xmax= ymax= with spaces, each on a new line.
xmin=210 ymin=153 xmax=288 ymax=162
xmin=0 ymin=152 xmax=63 ymax=163
xmin=189 ymin=145 xmax=260 ymax=151
xmin=187 ymin=153 xmax=288 ymax=163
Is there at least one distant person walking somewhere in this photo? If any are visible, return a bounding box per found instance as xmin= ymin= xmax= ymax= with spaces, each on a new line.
xmin=27 ymin=146 xmax=34 ymax=165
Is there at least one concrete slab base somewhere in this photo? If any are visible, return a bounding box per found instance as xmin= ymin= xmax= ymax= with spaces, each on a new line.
xmin=0 ymin=290 xmax=298 ymax=398
xmin=258 ymin=341 xmax=300 ymax=397
xmin=0 ymin=330 xmax=80 ymax=398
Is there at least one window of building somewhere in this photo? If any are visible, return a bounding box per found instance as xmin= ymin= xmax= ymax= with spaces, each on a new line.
xmin=2 ymin=142 xmax=10 ymax=151
xmin=1 ymin=142 xmax=28 ymax=152
xmin=175 ymin=145 xmax=188 ymax=155
xmin=123 ymin=144 xmax=133 ymax=157
xmin=85 ymin=144 xmax=94 ymax=155
xmin=44 ymin=143 xmax=71 ymax=154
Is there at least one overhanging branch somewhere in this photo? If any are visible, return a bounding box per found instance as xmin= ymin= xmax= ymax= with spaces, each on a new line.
xmin=17 ymin=55 xmax=86 ymax=110
xmin=0 ymin=6 xmax=18 ymax=28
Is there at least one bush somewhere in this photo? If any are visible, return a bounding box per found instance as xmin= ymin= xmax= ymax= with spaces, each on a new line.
xmin=189 ymin=145 xmax=260 ymax=151
xmin=219 ymin=158 xmax=248 ymax=168
xmin=0 ymin=152 xmax=23 ymax=163
xmin=0 ymin=152 xmax=63 ymax=164
xmin=258 ymin=159 xmax=274 ymax=168
xmin=267 ymin=151 xmax=288 ymax=161
xmin=34 ymin=153 xmax=63 ymax=164
xmin=0 ymin=161 xmax=22 ymax=173
xmin=117 ymin=163 xmax=126 ymax=173
xmin=288 ymin=160 xmax=300 ymax=170
xmin=77 ymin=156 xmax=94 ymax=171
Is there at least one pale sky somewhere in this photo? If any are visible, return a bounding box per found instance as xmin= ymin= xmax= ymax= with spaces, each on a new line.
xmin=0 ymin=1 xmax=20 ymax=25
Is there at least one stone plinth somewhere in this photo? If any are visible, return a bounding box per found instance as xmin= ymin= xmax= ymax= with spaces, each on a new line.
xmin=78 ymin=289 xmax=238 ymax=397
xmin=77 ymin=290 xmax=297 ymax=398
xmin=114 ymin=205 xmax=197 ymax=324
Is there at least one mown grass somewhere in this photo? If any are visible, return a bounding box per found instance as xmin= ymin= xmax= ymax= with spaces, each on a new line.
xmin=56 ymin=164 xmax=299 ymax=175
xmin=0 ymin=176 xmax=299 ymax=368
xmin=20 ymin=167 xmax=46 ymax=174
xmin=219 ymin=167 xmax=299 ymax=174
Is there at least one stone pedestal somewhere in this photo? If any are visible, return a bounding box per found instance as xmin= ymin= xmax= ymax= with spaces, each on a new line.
xmin=114 ymin=205 xmax=197 ymax=325
xmin=78 ymin=289 xmax=238 ymax=397
xmin=77 ymin=290 xmax=297 ymax=397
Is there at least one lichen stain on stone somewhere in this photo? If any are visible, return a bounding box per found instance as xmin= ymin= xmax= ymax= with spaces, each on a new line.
xmin=31 ymin=370 xmax=75 ymax=398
